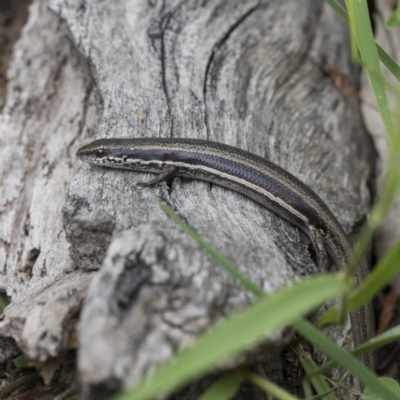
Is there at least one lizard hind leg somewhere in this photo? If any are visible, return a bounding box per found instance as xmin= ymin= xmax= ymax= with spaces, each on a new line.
xmin=308 ymin=224 xmax=330 ymax=271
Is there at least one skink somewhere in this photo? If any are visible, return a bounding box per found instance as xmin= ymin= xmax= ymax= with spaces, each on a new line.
xmin=77 ymin=137 xmax=374 ymax=368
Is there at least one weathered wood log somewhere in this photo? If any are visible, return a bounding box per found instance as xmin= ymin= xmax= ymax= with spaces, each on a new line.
xmin=0 ymin=0 xmax=374 ymax=398
xmin=0 ymin=0 xmax=99 ymax=364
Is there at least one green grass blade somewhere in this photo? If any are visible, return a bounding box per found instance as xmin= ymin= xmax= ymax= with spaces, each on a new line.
xmin=346 ymin=238 xmax=400 ymax=311
xmin=113 ymin=275 xmax=346 ymax=400
xmin=325 ymin=0 xmax=400 ymax=82
xmin=311 ymin=325 xmax=400 ymax=376
xmin=319 ymin=238 xmax=400 ymax=325
xmin=303 ymin=380 xmax=314 ymax=400
xmin=151 ymin=198 xmax=400 ymax=400
xmin=0 ymin=293 xmax=9 ymax=313
xmin=346 ymin=0 xmax=360 ymax=64
xmin=0 ymin=372 xmax=38 ymax=398
xmin=296 ymin=322 xmax=400 ymax=399
xmin=154 ymin=196 xmax=264 ymax=297
xmin=296 ymin=346 xmax=335 ymax=400
xmin=386 ymin=5 xmax=400 ymax=28
xmin=377 ymin=45 xmax=400 ymax=82
xmin=345 ymin=0 xmax=395 ymax=143
xmin=325 ymin=0 xmax=348 ymax=23
xmin=319 ymin=169 xmax=400 ymax=324
xmin=13 ymin=355 xmax=29 ymax=369
xmin=245 ymin=372 xmax=299 ymax=400
xmin=197 ymin=371 xmax=242 ymax=400
xmin=363 ymin=377 xmax=400 ymax=399
xmin=355 ymin=325 xmax=400 ymax=356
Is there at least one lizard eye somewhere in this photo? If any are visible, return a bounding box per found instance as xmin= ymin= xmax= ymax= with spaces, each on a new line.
xmin=95 ymin=149 xmax=105 ymax=157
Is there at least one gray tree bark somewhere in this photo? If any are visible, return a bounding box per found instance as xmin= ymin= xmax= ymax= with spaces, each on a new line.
xmin=0 ymin=1 xmax=374 ymax=399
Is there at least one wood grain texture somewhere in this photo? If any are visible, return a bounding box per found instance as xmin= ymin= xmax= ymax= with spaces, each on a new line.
xmin=0 ymin=0 xmax=373 ymax=398
xmin=0 ymin=0 xmax=99 ymax=363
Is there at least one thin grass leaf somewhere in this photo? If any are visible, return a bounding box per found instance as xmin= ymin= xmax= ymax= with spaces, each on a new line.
xmin=346 ymin=0 xmax=360 ymax=64
xmin=153 ymin=196 xmax=264 ymax=297
xmin=197 ymin=371 xmax=243 ymax=400
xmin=311 ymin=325 xmax=400 ymax=377
xmin=303 ymin=380 xmax=314 ymax=400
xmin=319 ymin=238 xmax=400 ymax=325
xmin=296 ymin=322 xmax=400 ymax=399
xmin=0 ymin=293 xmax=9 ymax=313
xmin=113 ymin=274 xmax=346 ymax=400
xmin=363 ymin=377 xmax=400 ymax=400
xmin=355 ymin=325 xmax=400 ymax=356
xmin=245 ymin=372 xmax=299 ymax=400
xmin=0 ymin=372 xmax=38 ymax=399
xmin=325 ymin=0 xmax=400 ymax=82
xmin=386 ymin=5 xmax=400 ymax=28
xmin=13 ymin=355 xmax=29 ymax=369
xmin=151 ymin=198 xmax=400 ymax=400
xmin=344 ymin=236 xmax=400 ymax=310
xmin=345 ymin=0 xmax=395 ymax=144
xmin=296 ymin=346 xmax=335 ymax=400
xmin=310 ymin=374 xmax=350 ymax=400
